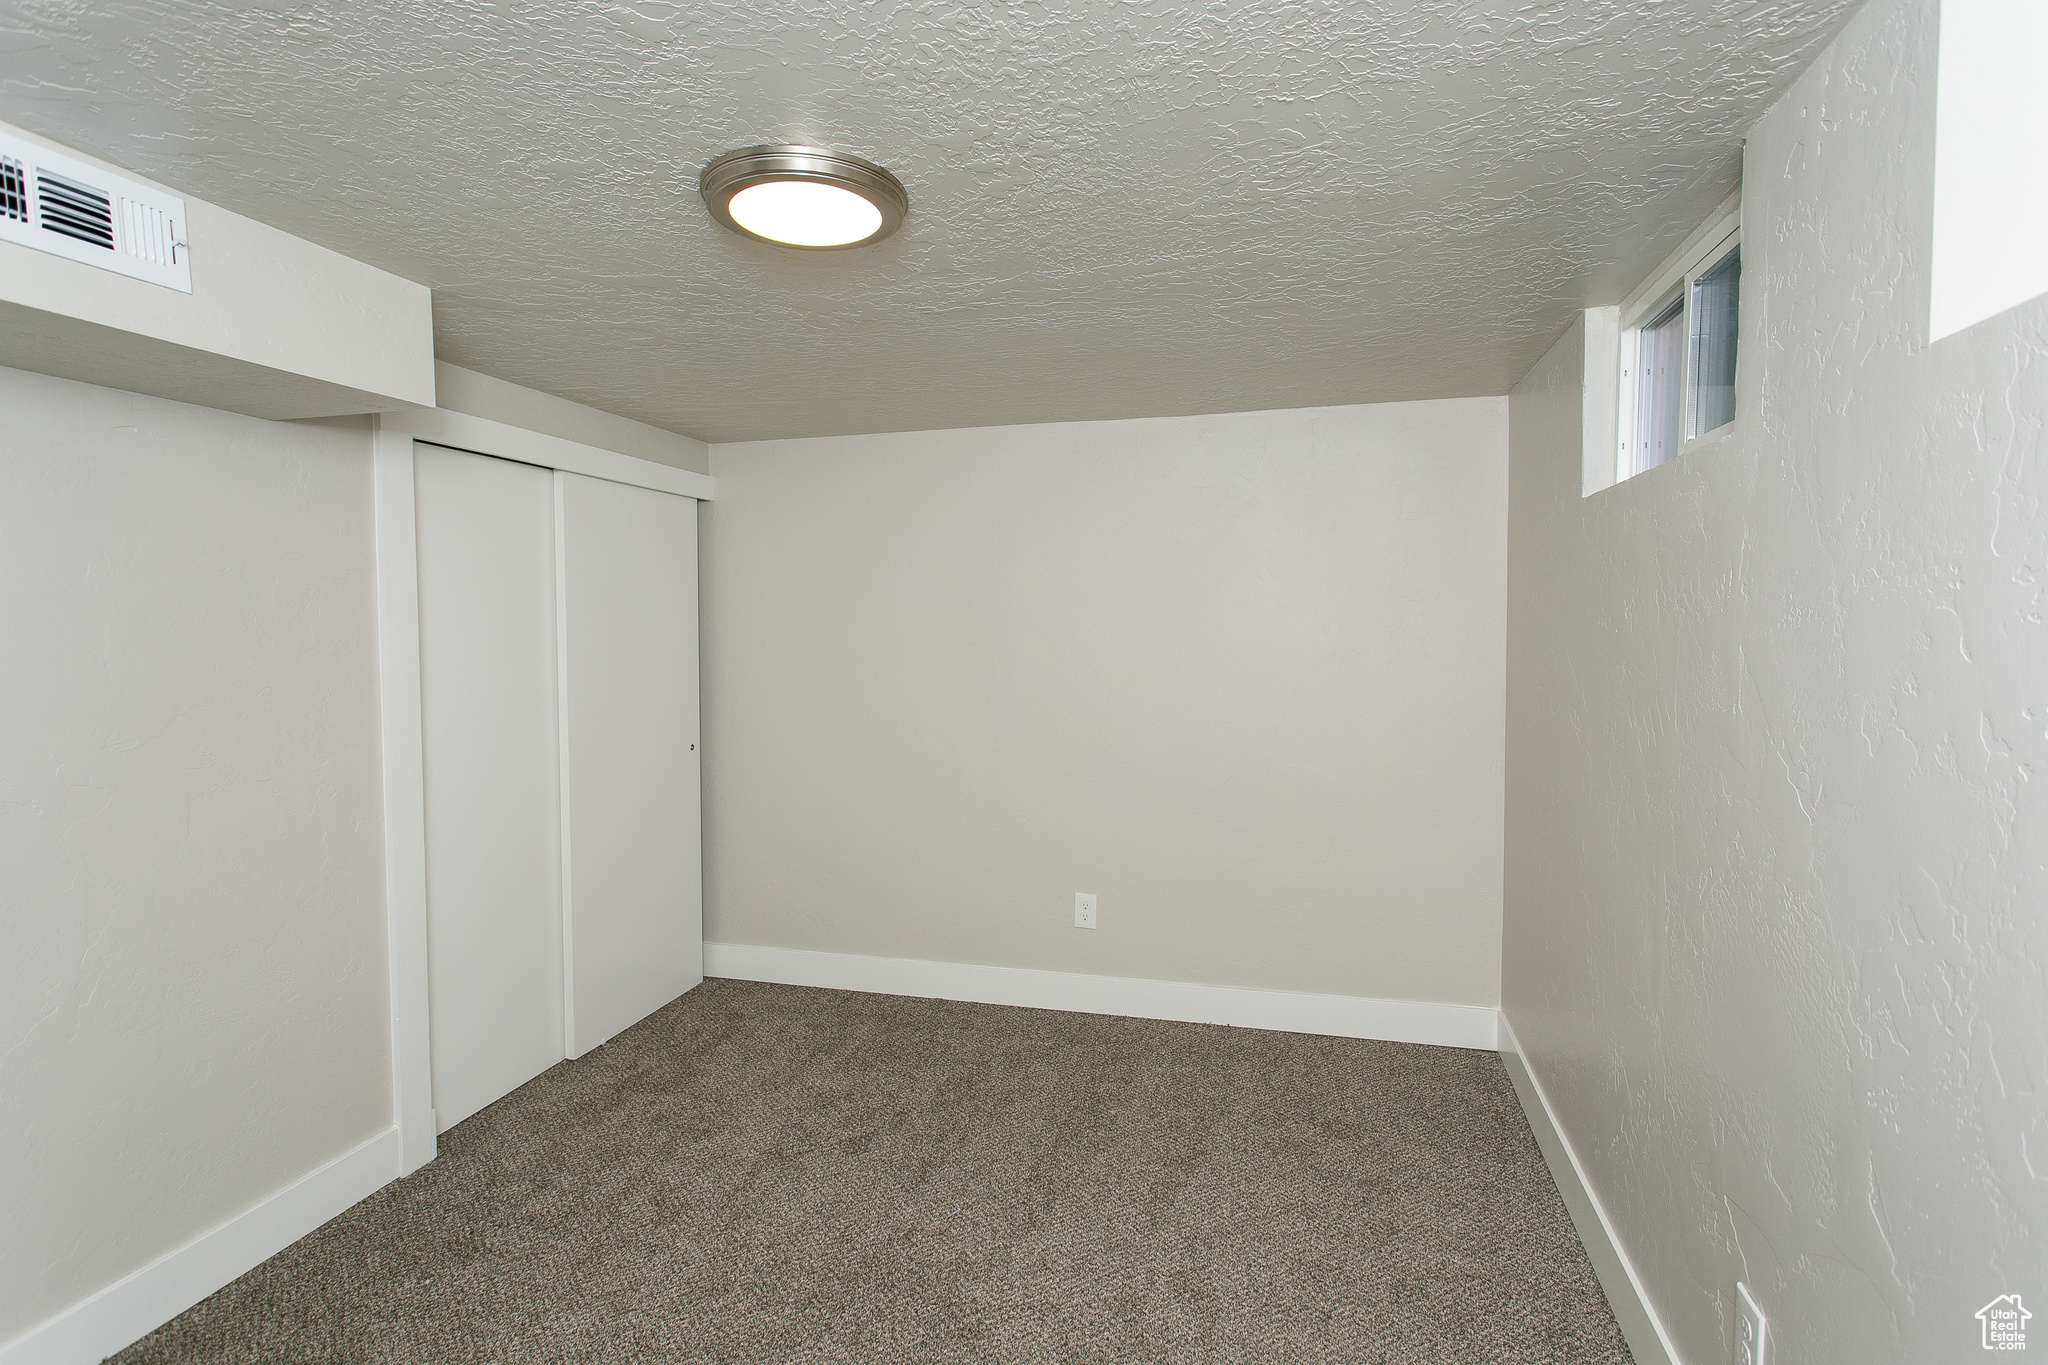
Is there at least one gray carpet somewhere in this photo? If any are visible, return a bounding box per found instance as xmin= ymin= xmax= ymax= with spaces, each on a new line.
xmin=112 ymin=980 xmax=1633 ymax=1364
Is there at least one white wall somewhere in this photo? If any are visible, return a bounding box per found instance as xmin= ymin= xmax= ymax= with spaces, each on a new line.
xmin=0 ymin=367 xmax=391 ymax=1345
xmin=1502 ymin=0 xmax=2048 ymax=1360
xmin=704 ymin=398 xmax=1507 ymax=1007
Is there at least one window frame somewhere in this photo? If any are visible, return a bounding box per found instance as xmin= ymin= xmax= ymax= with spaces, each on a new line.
xmin=1615 ymin=201 xmax=1742 ymax=483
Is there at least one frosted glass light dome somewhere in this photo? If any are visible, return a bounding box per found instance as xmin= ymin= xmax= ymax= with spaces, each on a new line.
xmin=700 ymin=146 xmax=908 ymax=251
xmin=726 ymin=179 xmax=884 ymax=248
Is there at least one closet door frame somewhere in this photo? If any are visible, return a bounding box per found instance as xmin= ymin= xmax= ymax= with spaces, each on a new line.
xmin=371 ymin=409 xmax=712 ymax=1174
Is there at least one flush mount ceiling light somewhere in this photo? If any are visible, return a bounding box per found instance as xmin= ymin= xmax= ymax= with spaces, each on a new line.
xmin=699 ymin=145 xmax=908 ymax=250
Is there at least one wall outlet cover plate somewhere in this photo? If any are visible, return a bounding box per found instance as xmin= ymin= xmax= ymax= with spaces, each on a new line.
xmin=1736 ymin=1280 xmax=1769 ymax=1365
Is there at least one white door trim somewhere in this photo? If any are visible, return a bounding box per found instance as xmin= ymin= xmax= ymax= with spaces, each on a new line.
xmin=391 ymin=407 xmax=716 ymax=501
xmin=551 ymin=469 xmax=579 ymax=1058
xmin=371 ymin=418 xmax=437 ymax=1173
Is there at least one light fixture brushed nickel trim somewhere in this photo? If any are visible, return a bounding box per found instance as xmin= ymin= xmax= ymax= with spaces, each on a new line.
xmin=698 ymin=145 xmax=908 ymax=250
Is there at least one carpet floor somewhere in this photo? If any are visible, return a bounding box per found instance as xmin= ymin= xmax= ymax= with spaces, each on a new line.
xmin=112 ymin=979 xmax=1633 ymax=1364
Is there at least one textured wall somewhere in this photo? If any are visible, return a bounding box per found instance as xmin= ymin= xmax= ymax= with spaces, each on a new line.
xmin=0 ymin=368 xmax=392 ymax=1343
xmin=0 ymin=1 xmax=1856 ymax=441
xmin=1501 ymin=0 xmax=2048 ymax=1360
xmin=704 ymin=398 xmax=1507 ymax=1006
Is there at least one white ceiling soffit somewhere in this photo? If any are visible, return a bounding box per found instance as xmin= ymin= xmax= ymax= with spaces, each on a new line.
xmin=0 ymin=1 xmax=1860 ymax=444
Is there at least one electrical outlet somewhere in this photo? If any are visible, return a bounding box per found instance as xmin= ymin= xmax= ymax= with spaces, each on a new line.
xmin=1074 ymin=892 xmax=1097 ymax=929
xmin=1736 ymin=1282 xmax=1770 ymax=1365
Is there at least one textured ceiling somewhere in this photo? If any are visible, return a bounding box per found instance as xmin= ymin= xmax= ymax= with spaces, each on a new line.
xmin=2 ymin=1 xmax=1860 ymax=443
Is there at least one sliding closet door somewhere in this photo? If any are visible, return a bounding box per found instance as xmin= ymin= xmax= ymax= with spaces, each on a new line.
xmin=414 ymin=443 xmax=565 ymax=1130
xmin=557 ymin=470 xmax=704 ymax=1056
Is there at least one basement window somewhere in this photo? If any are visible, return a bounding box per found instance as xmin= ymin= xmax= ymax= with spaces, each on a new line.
xmin=1615 ymin=203 xmax=1741 ymax=483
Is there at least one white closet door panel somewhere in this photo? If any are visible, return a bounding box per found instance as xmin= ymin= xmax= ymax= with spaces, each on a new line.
xmin=415 ymin=443 xmax=565 ymax=1130
xmin=557 ymin=470 xmax=703 ymax=1057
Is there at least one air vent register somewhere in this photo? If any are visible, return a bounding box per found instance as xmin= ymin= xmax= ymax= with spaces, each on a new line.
xmin=0 ymin=130 xmax=190 ymax=292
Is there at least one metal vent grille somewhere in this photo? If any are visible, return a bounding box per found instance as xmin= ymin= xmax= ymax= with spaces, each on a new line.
xmin=0 ymin=157 xmax=25 ymax=224
xmin=120 ymin=197 xmax=177 ymax=266
xmin=38 ymin=170 xmax=114 ymax=249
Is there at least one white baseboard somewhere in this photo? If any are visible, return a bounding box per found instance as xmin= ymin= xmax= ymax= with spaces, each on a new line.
xmin=0 ymin=1126 xmax=402 ymax=1365
xmin=704 ymin=943 xmax=1499 ymax=1051
xmin=1496 ymin=1012 xmax=1681 ymax=1365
